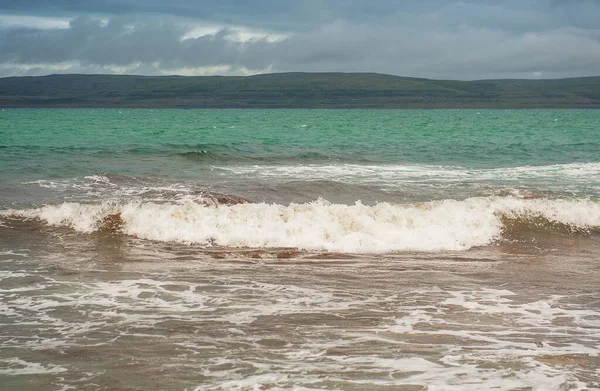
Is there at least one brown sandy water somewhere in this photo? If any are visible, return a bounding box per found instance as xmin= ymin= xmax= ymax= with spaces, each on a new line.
xmin=1 ymin=221 xmax=599 ymax=391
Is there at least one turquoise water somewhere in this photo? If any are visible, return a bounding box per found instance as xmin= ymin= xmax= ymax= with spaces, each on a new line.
xmin=1 ymin=109 xmax=599 ymax=175
xmin=1 ymin=109 xmax=599 ymax=205
xmin=1 ymin=109 xmax=600 ymax=390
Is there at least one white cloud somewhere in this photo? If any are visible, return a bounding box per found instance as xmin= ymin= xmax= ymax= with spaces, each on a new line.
xmin=181 ymin=24 xmax=287 ymax=43
xmin=0 ymin=15 xmax=72 ymax=30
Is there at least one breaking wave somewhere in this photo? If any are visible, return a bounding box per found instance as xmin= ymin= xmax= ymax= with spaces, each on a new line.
xmin=1 ymin=197 xmax=599 ymax=253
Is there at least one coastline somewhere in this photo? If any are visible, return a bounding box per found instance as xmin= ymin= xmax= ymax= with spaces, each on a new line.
xmin=2 ymin=73 xmax=600 ymax=109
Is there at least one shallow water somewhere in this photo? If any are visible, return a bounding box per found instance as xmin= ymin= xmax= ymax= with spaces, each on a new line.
xmin=1 ymin=234 xmax=599 ymax=390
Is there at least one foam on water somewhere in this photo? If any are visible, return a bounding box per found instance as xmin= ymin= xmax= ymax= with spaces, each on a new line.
xmin=13 ymin=162 xmax=600 ymax=210
xmin=0 ymin=358 xmax=67 ymax=375
xmin=1 ymin=270 xmax=598 ymax=390
xmin=211 ymin=162 xmax=600 ymax=199
xmin=2 ymin=196 xmax=599 ymax=252
xmin=216 ymin=162 xmax=600 ymax=181
xmin=380 ymin=288 xmax=600 ymax=391
xmin=22 ymin=175 xmax=198 ymax=202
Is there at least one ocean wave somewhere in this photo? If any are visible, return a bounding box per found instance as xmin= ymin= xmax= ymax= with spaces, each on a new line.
xmin=217 ymin=162 xmax=600 ymax=180
xmin=173 ymin=149 xmax=356 ymax=164
xmin=1 ymin=197 xmax=599 ymax=253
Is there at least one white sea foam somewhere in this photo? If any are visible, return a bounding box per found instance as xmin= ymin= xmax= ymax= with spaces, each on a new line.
xmin=383 ymin=288 xmax=600 ymax=391
xmin=1 ymin=271 xmax=598 ymax=389
xmin=22 ymin=175 xmax=197 ymax=201
xmin=215 ymin=162 xmax=600 ymax=186
xmin=83 ymin=175 xmax=113 ymax=184
xmin=0 ymin=358 xmax=67 ymax=375
xmin=2 ymin=196 xmax=599 ymax=252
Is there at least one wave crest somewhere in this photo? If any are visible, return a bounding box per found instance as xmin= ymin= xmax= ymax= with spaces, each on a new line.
xmin=1 ymin=197 xmax=599 ymax=253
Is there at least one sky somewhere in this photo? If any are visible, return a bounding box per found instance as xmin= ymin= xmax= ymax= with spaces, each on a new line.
xmin=0 ymin=0 xmax=599 ymax=80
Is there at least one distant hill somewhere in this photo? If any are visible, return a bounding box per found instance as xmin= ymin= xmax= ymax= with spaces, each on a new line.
xmin=1 ymin=72 xmax=599 ymax=108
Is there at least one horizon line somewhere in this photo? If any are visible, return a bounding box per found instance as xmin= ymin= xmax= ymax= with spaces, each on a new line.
xmin=2 ymin=71 xmax=600 ymax=83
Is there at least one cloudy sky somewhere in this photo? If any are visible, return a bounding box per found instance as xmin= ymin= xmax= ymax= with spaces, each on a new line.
xmin=0 ymin=0 xmax=599 ymax=80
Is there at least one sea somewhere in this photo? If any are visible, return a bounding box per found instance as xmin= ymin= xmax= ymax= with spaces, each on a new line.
xmin=0 ymin=108 xmax=599 ymax=391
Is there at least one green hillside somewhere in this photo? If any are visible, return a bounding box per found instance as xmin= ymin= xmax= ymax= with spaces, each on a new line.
xmin=1 ymin=72 xmax=599 ymax=108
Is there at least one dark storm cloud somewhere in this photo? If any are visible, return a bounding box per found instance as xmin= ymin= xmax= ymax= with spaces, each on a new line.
xmin=0 ymin=0 xmax=599 ymax=79
xmin=3 ymin=0 xmax=599 ymax=31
